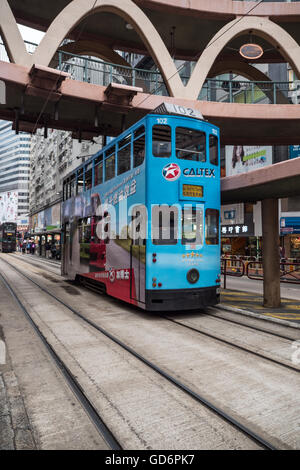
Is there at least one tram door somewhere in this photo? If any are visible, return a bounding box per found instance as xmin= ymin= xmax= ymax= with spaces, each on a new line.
xmin=63 ymin=223 xmax=70 ymax=275
xmin=130 ymin=238 xmax=146 ymax=304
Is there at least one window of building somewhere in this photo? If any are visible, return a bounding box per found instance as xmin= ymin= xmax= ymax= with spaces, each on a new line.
xmin=176 ymin=128 xmax=206 ymax=162
xmin=205 ymin=209 xmax=219 ymax=245
xmin=133 ymin=127 xmax=145 ymax=167
xmin=209 ymin=135 xmax=218 ymax=166
xmin=152 ymin=125 xmax=171 ymax=157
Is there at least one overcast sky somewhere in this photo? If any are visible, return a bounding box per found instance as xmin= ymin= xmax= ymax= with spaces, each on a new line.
xmin=18 ymin=24 xmax=45 ymax=44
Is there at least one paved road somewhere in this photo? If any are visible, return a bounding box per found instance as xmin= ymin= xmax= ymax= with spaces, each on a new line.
xmin=224 ymin=275 xmax=300 ymax=301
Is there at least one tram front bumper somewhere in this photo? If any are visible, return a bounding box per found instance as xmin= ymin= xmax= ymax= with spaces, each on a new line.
xmin=145 ymin=286 xmax=220 ymax=311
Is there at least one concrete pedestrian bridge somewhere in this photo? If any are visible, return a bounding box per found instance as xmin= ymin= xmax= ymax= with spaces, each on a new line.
xmin=0 ymin=0 xmax=300 ymax=143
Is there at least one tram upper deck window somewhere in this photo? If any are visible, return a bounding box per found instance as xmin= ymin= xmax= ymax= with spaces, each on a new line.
xmin=63 ymin=180 xmax=68 ymax=201
xmin=176 ymin=128 xmax=206 ymax=162
xmin=94 ymin=155 xmax=103 ymax=186
xmin=77 ymin=169 xmax=84 ymax=194
xmin=182 ymin=207 xmax=204 ymax=245
xmin=85 ymin=163 xmax=93 ymax=190
xmin=152 ymin=125 xmax=171 ymax=158
xmin=133 ymin=127 xmax=145 ymax=168
xmin=205 ymin=209 xmax=219 ymax=245
xmin=70 ymin=175 xmax=76 ymax=197
xmin=209 ymin=135 xmax=218 ymax=166
xmin=105 ymin=151 xmax=115 ymax=181
xmin=118 ymin=135 xmax=131 ymax=175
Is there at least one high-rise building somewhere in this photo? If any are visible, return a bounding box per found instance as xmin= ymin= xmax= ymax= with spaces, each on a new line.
xmin=0 ymin=120 xmax=30 ymax=224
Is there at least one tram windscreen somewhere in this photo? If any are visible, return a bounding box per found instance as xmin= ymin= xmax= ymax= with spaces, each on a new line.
xmin=176 ymin=128 xmax=206 ymax=162
xmin=182 ymin=208 xmax=204 ymax=245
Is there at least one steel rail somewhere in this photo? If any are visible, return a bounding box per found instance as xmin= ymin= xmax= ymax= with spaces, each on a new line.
xmin=0 ymin=269 xmax=122 ymax=451
xmin=162 ymin=316 xmax=299 ymax=373
xmin=205 ymin=309 xmax=298 ymax=342
xmin=0 ymin=256 xmax=278 ymax=450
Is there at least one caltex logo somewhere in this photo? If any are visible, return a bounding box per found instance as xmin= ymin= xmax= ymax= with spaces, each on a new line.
xmin=162 ymin=163 xmax=181 ymax=181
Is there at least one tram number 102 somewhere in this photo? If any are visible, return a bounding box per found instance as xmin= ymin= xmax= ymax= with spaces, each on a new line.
xmin=156 ymin=103 xmax=203 ymax=121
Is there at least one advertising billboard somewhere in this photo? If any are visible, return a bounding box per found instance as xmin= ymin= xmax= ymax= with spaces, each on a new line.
xmin=0 ymin=191 xmax=18 ymax=223
xmin=225 ymin=146 xmax=273 ymax=177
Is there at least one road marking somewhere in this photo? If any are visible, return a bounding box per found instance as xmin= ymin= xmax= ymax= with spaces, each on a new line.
xmin=0 ymin=340 xmax=6 ymax=365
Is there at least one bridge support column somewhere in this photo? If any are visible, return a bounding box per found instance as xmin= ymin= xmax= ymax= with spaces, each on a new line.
xmin=262 ymin=198 xmax=281 ymax=308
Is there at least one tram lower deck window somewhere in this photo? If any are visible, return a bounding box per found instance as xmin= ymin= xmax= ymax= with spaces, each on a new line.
xmin=182 ymin=208 xmax=204 ymax=245
xmin=152 ymin=205 xmax=178 ymax=245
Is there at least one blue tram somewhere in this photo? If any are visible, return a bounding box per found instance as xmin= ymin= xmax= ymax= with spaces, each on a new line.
xmin=62 ymin=103 xmax=220 ymax=311
xmin=0 ymin=222 xmax=17 ymax=253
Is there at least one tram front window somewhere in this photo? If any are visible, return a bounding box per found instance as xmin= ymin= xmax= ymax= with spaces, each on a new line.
xmin=182 ymin=208 xmax=204 ymax=245
xmin=176 ymin=128 xmax=206 ymax=162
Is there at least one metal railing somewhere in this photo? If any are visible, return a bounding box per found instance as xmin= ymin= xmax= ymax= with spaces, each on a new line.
xmin=1 ymin=39 xmax=299 ymax=104
xmin=247 ymin=260 xmax=300 ymax=284
xmin=221 ymin=255 xmax=300 ymax=288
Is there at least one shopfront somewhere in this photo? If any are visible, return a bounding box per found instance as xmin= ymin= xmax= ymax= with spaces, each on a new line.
xmin=30 ymin=202 xmax=61 ymax=259
xmin=280 ymin=217 xmax=300 ymax=259
xmin=221 ymin=203 xmax=257 ymax=256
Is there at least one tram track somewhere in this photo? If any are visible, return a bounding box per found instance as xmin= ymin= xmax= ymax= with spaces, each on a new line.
xmin=206 ymin=308 xmax=299 ymax=341
xmin=0 ymin=267 xmax=122 ymax=451
xmin=0 ymin=254 xmax=280 ymax=450
xmin=161 ymin=315 xmax=300 ymax=373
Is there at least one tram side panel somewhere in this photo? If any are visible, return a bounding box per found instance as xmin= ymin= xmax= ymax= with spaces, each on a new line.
xmin=62 ymin=157 xmax=147 ymax=308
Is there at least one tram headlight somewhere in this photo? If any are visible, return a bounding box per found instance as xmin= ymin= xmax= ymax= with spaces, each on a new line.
xmin=187 ymin=269 xmax=199 ymax=284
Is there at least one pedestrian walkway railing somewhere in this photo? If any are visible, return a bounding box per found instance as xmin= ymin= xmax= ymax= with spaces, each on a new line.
xmin=1 ymin=39 xmax=299 ymax=104
xmin=221 ymin=257 xmax=245 ymax=289
xmin=247 ymin=261 xmax=300 ymax=284
xmin=221 ymin=255 xmax=300 ymax=288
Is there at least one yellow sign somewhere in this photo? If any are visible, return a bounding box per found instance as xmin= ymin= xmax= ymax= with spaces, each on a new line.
xmin=182 ymin=184 xmax=203 ymax=198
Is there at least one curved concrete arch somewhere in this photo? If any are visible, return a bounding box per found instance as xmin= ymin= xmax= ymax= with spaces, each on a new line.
xmin=31 ymin=0 xmax=184 ymax=97
xmin=208 ymin=60 xmax=289 ymax=104
xmin=185 ymin=16 xmax=300 ymax=100
xmin=0 ymin=0 xmax=29 ymax=65
xmin=50 ymin=40 xmax=131 ymax=68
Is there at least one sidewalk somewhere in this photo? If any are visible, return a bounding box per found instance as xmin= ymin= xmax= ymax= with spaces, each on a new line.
xmin=221 ymin=288 xmax=300 ymax=324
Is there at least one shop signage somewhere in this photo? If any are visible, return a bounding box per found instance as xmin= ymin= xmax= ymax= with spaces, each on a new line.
xmin=221 ymin=225 xmax=250 ymax=235
xmin=280 ymin=217 xmax=300 ymax=234
xmin=289 ymin=145 xmax=300 ymax=160
xmin=239 ymin=43 xmax=263 ymax=60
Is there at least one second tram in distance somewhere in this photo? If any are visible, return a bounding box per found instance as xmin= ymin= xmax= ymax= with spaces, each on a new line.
xmin=0 ymin=222 xmax=17 ymax=253
xmin=62 ymin=103 xmax=220 ymax=311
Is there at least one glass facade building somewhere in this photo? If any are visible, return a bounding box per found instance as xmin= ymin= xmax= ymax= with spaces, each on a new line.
xmin=0 ymin=120 xmax=30 ymax=222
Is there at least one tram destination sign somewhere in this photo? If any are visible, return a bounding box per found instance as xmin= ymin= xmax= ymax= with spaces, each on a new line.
xmin=152 ymin=102 xmax=204 ymax=120
xmin=182 ymin=184 xmax=203 ymax=198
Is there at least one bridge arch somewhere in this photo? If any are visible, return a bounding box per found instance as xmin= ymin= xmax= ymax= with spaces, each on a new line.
xmin=0 ymin=0 xmax=29 ymax=65
xmin=185 ymin=16 xmax=300 ymax=100
xmin=31 ymin=0 xmax=184 ymax=97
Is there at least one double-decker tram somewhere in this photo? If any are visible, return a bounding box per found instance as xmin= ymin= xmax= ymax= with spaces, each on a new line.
xmin=0 ymin=222 xmax=17 ymax=253
xmin=62 ymin=103 xmax=220 ymax=311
